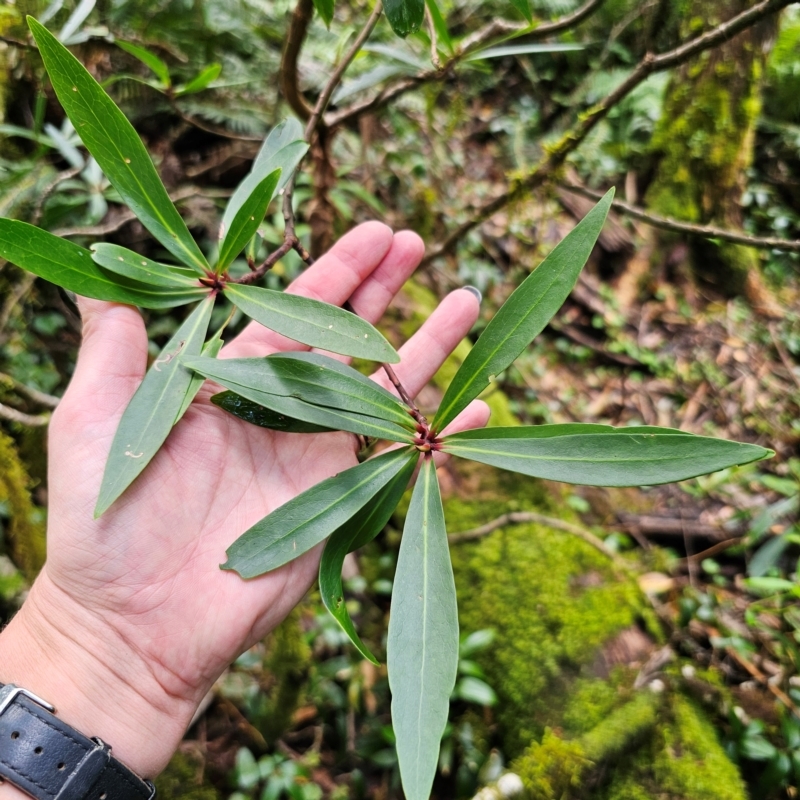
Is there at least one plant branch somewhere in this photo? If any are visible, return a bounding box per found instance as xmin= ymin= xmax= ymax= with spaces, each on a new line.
xmin=420 ymin=0 xmax=793 ymax=266
xmin=0 ymin=372 xmax=60 ymax=408
xmin=281 ymin=0 xmax=315 ymax=122
xmin=448 ymin=510 xmax=630 ymax=570
xmin=327 ymin=0 xmax=606 ymax=127
xmin=0 ymin=401 xmax=51 ymax=427
xmin=382 ymin=364 xmax=427 ymax=429
xmin=561 ymin=181 xmax=800 ymax=253
xmin=425 ymin=5 xmax=441 ymax=69
xmin=32 ymin=166 xmax=83 ymax=226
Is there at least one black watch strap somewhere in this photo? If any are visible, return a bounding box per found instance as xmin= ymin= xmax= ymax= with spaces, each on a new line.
xmin=0 ymin=683 xmax=155 ymax=800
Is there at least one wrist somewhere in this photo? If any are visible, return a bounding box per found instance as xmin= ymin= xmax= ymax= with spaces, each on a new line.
xmin=0 ymin=571 xmax=194 ymax=783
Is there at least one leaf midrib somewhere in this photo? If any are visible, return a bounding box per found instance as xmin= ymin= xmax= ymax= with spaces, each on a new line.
xmin=40 ymin=27 xmax=204 ymax=270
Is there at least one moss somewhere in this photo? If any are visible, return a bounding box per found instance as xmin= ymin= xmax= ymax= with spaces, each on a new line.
xmin=0 ymin=431 xmax=46 ymax=581
xmin=449 ymin=465 xmax=643 ymax=754
xmin=515 ymin=729 xmax=587 ymax=800
xmin=154 ymin=750 xmax=220 ymax=800
xmin=580 ymin=691 xmax=660 ymax=764
xmin=255 ymin=607 xmax=312 ymax=744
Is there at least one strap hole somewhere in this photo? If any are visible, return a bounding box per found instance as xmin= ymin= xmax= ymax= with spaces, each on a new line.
xmin=10 ymin=731 xmax=19 ymax=740
xmin=34 ymin=746 xmax=43 ymax=755
xmin=58 ymin=762 xmax=66 ymax=771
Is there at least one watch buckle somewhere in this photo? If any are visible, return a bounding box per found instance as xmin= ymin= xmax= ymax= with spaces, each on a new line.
xmin=0 ymin=684 xmax=56 ymax=716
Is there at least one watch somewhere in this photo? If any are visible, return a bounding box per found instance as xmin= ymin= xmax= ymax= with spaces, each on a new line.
xmin=0 ymin=684 xmax=155 ymax=800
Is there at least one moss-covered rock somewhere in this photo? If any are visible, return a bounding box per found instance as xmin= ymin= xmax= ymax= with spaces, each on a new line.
xmin=154 ymin=750 xmax=220 ymax=800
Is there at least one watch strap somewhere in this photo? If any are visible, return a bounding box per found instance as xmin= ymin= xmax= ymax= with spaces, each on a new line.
xmin=0 ymin=684 xmax=155 ymax=800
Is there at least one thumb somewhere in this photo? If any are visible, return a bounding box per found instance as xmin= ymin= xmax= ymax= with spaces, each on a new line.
xmin=59 ymin=298 xmax=148 ymax=424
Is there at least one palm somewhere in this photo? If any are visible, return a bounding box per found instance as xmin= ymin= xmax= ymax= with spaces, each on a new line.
xmin=41 ymin=224 xmax=487 ymax=708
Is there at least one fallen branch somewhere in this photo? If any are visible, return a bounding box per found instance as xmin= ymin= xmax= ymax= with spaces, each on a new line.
xmin=618 ymin=514 xmax=739 ymax=540
xmin=421 ymin=0 xmax=793 ymax=266
xmin=448 ymin=509 xmax=630 ymax=569
xmin=561 ymin=182 xmax=800 ymax=253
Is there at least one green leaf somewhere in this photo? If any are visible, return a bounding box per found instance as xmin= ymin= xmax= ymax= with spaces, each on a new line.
xmin=211 ymin=391 xmax=334 ymax=433
xmin=384 ymin=0 xmax=424 ymax=37
xmin=453 ymin=677 xmax=497 ymax=706
xmin=387 ymin=457 xmax=458 ymax=800
xmin=441 ymin=424 xmax=773 ymax=486
xmin=91 ymin=243 xmax=201 ymax=288
xmin=223 ymin=447 xmax=415 ymax=578
xmin=748 ymin=533 xmax=792 ymax=578
xmin=223 ymin=283 xmax=400 ymax=362
xmin=221 ymin=121 xmax=307 ymax=237
xmin=466 ymin=43 xmax=585 ymax=61
xmin=116 ymin=41 xmax=171 ymax=86
xmin=217 ymin=169 xmax=281 ymax=271
xmin=320 ymin=453 xmax=417 ymax=664
xmin=176 ymin=63 xmax=222 ymax=96
xmin=312 ymin=0 xmax=335 ymax=27
xmin=0 ymin=219 xmax=209 ymax=308
xmin=261 ymin=352 xmax=415 ymax=430
xmin=175 ymin=326 xmax=226 ymax=423
xmin=184 ymin=355 xmax=414 ymax=442
xmin=28 ymin=17 xmax=209 ymax=273
xmin=95 ymin=296 xmax=215 ymax=516
xmin=433 ymin=189 xmax=614 ymax=433
xmin=508 ymin=0 xmax=532 ymax=23
xmin=424 ymin=0 xmax=452 ymax=53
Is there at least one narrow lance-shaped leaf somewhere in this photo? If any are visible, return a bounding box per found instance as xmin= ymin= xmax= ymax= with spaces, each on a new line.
xmin=176 ymin=63 xmax=221 ymax=96
xmin=221 ymin=121 xmax=307 ymax=236
xmin=441 ymin=424 xmax=774 ymax=486
xmin=384 ymin=0 xmax=425 ymax=37
xmin=387 ymin=457 xmax=458 ymax=800
xmin=0 ymin=219 xmax=209 ymax=308
xmin=223 ymin=283 xmax=400 ymax=362
xmin=508 ymin=0 xmax=532 ymax=24
xmin=211 ymin=391 xmax=334 ymax=433
xmin=320 ymin=453 xmax=418 ymax=664
xmin=91 ymin=243 xmax=201 ymax=288
xmin=433 ymin=189 xmax=614 ymax=433
xmin=175 ymin=325 xmax=227 ymax=423
xmin=217 ymin=169 xmax=281 ymax=271
xmin=95 ymin=296 xmax=215 ymax=517
xmin=116 ymin=41 xmax=171 ymax=86
xmin=312 ymin=0 xmax=335 ymax=27
xmin=28 ymin=17 xmax=209 ymax=272
xmin=185 ymin=356 xmax=414 ymax=442
xmin=262 ymin=352 xmax=415 ymax=430
xmin=425 ymin=0 xmax=452 ymax=53
xmin=223 ymin=447 xmax=415 ymax=578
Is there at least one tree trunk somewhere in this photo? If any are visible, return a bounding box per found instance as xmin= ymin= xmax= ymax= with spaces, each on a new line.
xmin=645 ymin=0 xmax=781 ymax=315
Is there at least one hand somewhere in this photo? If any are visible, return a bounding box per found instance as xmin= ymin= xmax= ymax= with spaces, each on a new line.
xmin=0 ymin=222 xmax=489 ymax=784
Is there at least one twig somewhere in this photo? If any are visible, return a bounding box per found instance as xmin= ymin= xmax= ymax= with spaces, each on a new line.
xmin=768 ymin=322 xmax=800 ymax=390
xmin=0 ymin=372 xmax=60 ymax=408
xmin=562 ymin=182 xmax=800 ymax=253
xmin=170 ymin=105 xmax=262 ymax=142
xmin=448 ymin=510 xmax=629 ymax=569
xmin=234 ymin=239 xmax=294 ymax=285
xmin=678 ymin=537 xmax=744 ymax=565
xmin=304 ymin=2 xmax=383 ymax=142
xmin=51 ymin=186 xmax=205 ymax=238
xmin=281 ymin=0 xmax=315 ymax=122
xmin=328 ymin=0 xmax=607 ymax=127
xmin=618 ymin=514 xmax=739 ymax=539
xmin=383 ymin=364 xmax=427 ymax=428
xmin=0 ymin=273 xmax=36 ymax=344
xmin=0 ymin=402 xmax=51 ymax=427
xmin=420 ymin=0 xmax=793 ymax=266
xmin=32 ymin=166 xmax=83 ymax=227
xmin=425 ymin=5 xmax=441 ymax=69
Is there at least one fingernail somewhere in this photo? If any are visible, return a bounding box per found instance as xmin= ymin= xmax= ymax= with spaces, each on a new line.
xmin=462 ymin=285 xmax=482 ymax=304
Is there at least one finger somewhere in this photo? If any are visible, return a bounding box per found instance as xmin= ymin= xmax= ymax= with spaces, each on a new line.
xmin=432 ymin=399 xmax=491 ymax=468
xmin=311 ymin=229 xmax=424 ymax=363
xmin=53 ymin=298 xmax=148 ymax=431
xmin=370 ymin=287 xmax=481 ymax=399
xmin=223 ymin=221 xmax=394 ymax=358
